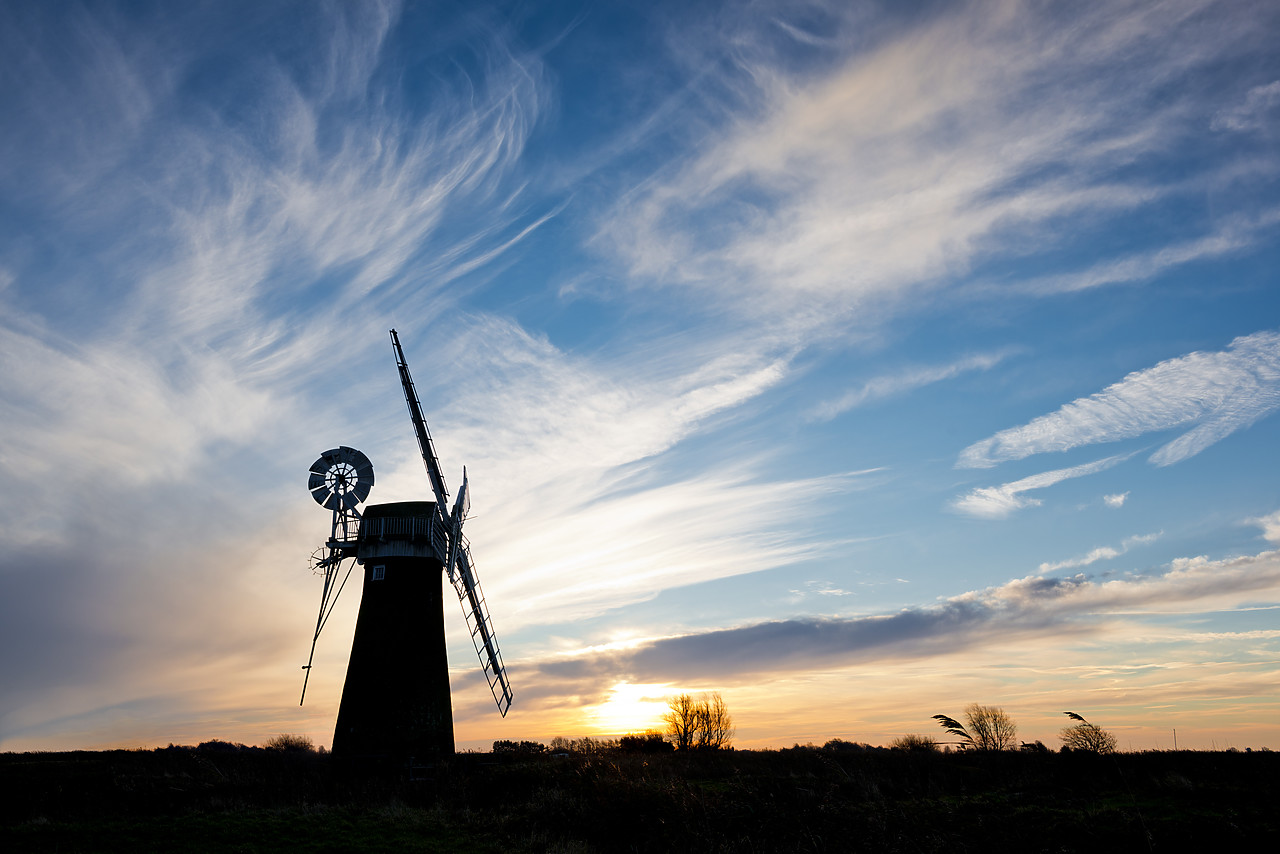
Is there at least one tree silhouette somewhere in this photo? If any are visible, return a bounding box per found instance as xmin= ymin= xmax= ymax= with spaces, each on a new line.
xmin=695 ymin=693 xmax=735 ymax=750
xmin=665 ymin=694 xmax=700 ymax=751
xmin=932 ymin=704 xmax=1018 ymax=750
xmin=1059 ymin=712 xmax=1118 ymax=753
xmin=665 ymin=692 xmax=734 ymax=750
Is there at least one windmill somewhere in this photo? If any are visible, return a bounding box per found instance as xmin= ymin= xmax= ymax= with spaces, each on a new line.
xmin=300 ymin=329 xmax=512 ymax=760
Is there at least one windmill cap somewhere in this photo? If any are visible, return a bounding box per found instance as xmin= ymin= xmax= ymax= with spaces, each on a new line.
xmin=360 ymin=501 xmax=437 ymax=519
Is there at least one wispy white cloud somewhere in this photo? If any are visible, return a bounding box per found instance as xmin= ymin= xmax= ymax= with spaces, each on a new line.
xmin=788 ymin=581 xmax=855 ymax=600
xmin=420 ymin=314 xmax=792 ymax=485
xmin=951 ymin=453 xmax=1132 ymax=519
xmin=808 ymin=351 xmax=1011 ymax=421
xmin=1211 ymin=80 xmax=1280 ymax=132
xmin=0 ymin=2 xmax=551 ymax=492
xmin=959 ymin=330 xmax=1280 ymax=469
xmin=1038 ymin=531 xmax=1162 ymax=573
xmin=1005 ymin=211 xmax=1280 ymax=295
xmin=1104 ymin=492 xmax=1129 ymax=508
xmin=384 ymin=314 xmax=865 ymax=629
xmin=0 ymin=3 xmax=558 ymax=746
xmin=1249 ymin=509 xmax=1280 ymax=544
xmin=595 ymin=0 xmax=1276 ymax=340
xmin=3 ymin=0 xmax=549 ymax=347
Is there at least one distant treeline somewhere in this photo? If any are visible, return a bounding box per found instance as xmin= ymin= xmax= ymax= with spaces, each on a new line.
xmin=133 ymin=734 xmax=1273 ymax=756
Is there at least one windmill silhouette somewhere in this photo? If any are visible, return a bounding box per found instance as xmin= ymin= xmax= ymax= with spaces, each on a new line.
xmin=301 ymin=329 xmax=512 ymax=760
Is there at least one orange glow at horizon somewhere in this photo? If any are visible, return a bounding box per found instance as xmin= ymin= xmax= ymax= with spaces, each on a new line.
xmin=581 ymin=682 xmax=673 ymax=737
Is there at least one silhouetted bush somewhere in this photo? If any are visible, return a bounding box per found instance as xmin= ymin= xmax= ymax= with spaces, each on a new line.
xmin=620 ymin=732 xmax=673 ymax=753
xmin=548 ymin=736 xmax=619 ymax=755
xmin=891 ymin=733 xmax=940 ymax=751
xmin=196 ymin=740 xmax=255 ymax=753
xmin=492 ymin=739 xmax=547 ymax=756
xmin=264 ymin=733 xmax=315 ymax=752
xmin=823 ymin=738 xmax=877 ymax=753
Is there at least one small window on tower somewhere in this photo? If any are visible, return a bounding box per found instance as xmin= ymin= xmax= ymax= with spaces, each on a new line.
xmin=372 ymin=565 xmax=385 ymax=581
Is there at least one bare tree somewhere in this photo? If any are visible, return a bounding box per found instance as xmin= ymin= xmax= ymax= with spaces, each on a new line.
xmin=664 ymin=693 xmax=700 ymax=751
xmin=696 ymin=693 xmax=735 ymax=750
xmin=665 ymin=692 xmax=735 ymax=750
xmin=968 ymin=704 xmax=1017 ymax=750
xmin=932 ymin=704 xmax=1018 ymax=750
xmin=1059 ymin=712 xmax=1118 ymax=753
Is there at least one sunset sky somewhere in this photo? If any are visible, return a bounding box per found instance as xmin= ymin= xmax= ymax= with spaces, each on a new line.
xmin=3 ymin=0 xmax=1279 ymax=753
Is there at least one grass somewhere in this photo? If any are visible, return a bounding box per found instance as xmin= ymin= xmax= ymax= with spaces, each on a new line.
xmin=2 ymin=747 xmax=1277 ymax=852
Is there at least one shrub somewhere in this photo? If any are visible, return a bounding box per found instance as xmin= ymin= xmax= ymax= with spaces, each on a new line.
xmin=548 ymin=736 xmax=620 ymax=755
xmin=824 ymin=738 xmax=873 ymax=752
xmin=492 ymin=740 xmax=548 ymax=756
xmin=264 ymin=733 xmax=315 ymax=752
xmin=891 ymin=733 xmax=939 ymax=752
xmin=620 ymin=732 xmax=673 ymax=753
xmin=197 ymin=739 xmax=253 ymax=753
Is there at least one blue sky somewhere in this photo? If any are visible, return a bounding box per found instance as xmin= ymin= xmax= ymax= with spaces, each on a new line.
xmin=2 ymin=0 xmax=1279 ymax=751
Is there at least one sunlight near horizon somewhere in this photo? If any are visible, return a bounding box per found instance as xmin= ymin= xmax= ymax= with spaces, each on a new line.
xmin=583 ymin=682 xmax=672 ymax=736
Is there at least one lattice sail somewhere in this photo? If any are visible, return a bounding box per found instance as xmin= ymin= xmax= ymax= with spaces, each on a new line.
xmin=450 ymin=533 xmax=514 ymax=716
xmin=390 ymin=329 xmax=513 ymax=717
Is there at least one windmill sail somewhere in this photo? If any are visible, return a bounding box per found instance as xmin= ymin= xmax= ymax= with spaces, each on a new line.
xmin=444 ymin=468 xmax=470 ymax=583
xmin=450 ymin=534 xmax=514 ymax=716
xmin=389 ymin=330 xmax=513 ymax=717
xmin=391 ymin=328 xmax=450 ymax=515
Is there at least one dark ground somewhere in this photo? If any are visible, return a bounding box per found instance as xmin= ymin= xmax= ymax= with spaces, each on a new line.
xmin=2 ymin=746 xmax=1277 ymax=852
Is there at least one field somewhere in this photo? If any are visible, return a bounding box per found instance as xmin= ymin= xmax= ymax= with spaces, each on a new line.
xmin=2 ymin=745 xmax=1277 ymax=852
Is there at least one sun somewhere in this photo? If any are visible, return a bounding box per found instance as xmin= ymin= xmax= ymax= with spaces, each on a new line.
xmin=586 ymin=682 xmax=672 ymax=736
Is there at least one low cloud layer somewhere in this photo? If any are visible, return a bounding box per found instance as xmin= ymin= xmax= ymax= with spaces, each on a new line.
xmin=531 ymin=547 xmax=1280 ymax=696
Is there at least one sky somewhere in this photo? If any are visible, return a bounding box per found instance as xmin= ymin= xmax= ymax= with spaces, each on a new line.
xmin=1 ymin=0 xmax=1279 ymax=753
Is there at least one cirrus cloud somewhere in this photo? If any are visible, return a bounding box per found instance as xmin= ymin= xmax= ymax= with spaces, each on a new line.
xmin=531 ymin=547 xmax=1280 ymax=689
xmin=959 ymin=330 xmax=1280 ymax=469
xmin=951 ymin=453 xmax=1133 ymax=520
